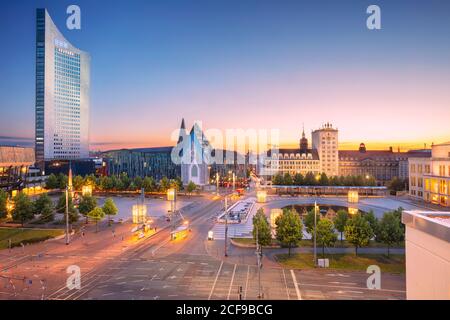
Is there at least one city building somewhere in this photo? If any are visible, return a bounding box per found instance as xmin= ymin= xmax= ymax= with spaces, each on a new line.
xmin=0 ymin=146 xmax=35 ymax=191
xmin=402 ymin=210 xmax=450 ymax=299
xmin=103 ymin=147 xmax=179 ymax=181
xmin=312 ymin=123 xmax=339 ymax=177
xmin=178 ymin=121 xmax=211 ymax=186
xmin=260 ymin=123 xmax=431 ymax=185
xmin=409 ymin=142 xmax=450 ymax=207
xmin=35 ymin=8 xmax=90 ymax=167
xmin=339 ymin=144 xmax=430 ymax=184
xmin=259 ymin=126 xmax=321 ymax=178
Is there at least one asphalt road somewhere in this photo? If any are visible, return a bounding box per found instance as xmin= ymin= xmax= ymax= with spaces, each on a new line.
xmin=0 ymin=193 xmax=406 ymax=300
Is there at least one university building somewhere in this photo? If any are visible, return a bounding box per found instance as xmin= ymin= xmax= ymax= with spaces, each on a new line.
xmin=35 ymin=9 xmax=90 ymax=168
xmin=261 ymin=127 xmax=321 ymax=177
xmin=339 ymin=144 xmax=430 ymax=183
xmin=260 ymin=123 xmax=431 ymax=185
xmin=409 ymin=142 xmax=450 ymax=207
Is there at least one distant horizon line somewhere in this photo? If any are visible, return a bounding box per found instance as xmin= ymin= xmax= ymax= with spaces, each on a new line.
xmin=1 ymin=135 xmax=442 ymax=153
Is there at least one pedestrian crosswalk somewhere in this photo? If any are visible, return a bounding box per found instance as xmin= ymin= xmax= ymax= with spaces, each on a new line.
xmin=211 ymin=223 xmax=253 ymax=240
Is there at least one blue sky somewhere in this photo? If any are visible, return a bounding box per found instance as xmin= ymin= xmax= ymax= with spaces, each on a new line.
xmin=1 ymin=0 xmax=450 ymax=150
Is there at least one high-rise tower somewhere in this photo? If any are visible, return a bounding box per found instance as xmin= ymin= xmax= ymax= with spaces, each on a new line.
xmin=312 ymin=123 xmax=339 ymax=176
xmin=35 ymin=9 xmax=90 ymax=167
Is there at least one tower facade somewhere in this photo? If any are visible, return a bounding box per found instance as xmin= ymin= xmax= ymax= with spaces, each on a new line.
xmin=312 ymin=123 xmax=339 ymax=176
xmin=299 ymin=125 xmax=308 ymax=153
xmin=35 ymin=9 xmax=90 ymax=165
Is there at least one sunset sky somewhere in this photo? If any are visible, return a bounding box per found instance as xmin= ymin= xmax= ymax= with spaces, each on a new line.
xmin=1 ymin=0 xmax=449 ymax=151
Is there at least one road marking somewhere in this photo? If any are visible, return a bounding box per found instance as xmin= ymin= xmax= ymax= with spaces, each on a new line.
xmin=290 ymin=270 xmax=302 ymax=300
xmin=208 ymin=261 xmax=224 ymax=300
xmin=329 ymin=281 xmax=357 ymax=285
xmin=227 ymin=264 xmax=237 ymax=300
xmin=151 ymin=238 xmax=171 ymax=256
xmin=282 ymin=269 xmax=290 ymax=300
xmin=244 ymin=265 xmax=250 ymax=300
xmin=299 ymin=282 xmax=406 ymax=293
xmin=102 ymin=292 xmax=114 ymax=296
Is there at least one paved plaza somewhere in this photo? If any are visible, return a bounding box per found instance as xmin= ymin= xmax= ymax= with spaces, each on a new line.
xmin=1 ymin=193 xmax=439 ymax=300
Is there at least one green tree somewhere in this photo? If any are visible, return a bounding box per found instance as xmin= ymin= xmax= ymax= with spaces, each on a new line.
xmin=160 ymin=176 xmax=170 ymax=192
xmin=275 ymin=208 xmax=303 ymax=256
xmin=88 ymin=207 xmax=105 ymax=233
xmin=45 ymin=173 xmax=59 ymax=189
xmin=186 ymin=181 xmax=197 ymax=194
xmin=304 ymin=172 xmax=316 ymax=186
xmin=56 ymin=192 xmax=78 ymax=223
xmin=119 ymin=173 xmax=131 ymax=190
xmin=142 ymin=176 xmax=156 ymax=192
xmin=377 ymin=212 xmax=404 ymax=257
xmin=303 ymin=208 xmax=319 ymax=238
xmin=78 ymin=195 xmax=97 ymax=224
xmin=73 ymin=175 xmax=84 ymax=191
xmin=388 ymin=177 xmax=406 ymax=192
xmin=272 ymin=173 xmax=284 ymax=186
xmin=283 ymin=173 xmax=293 ymax=186
xmin=103 ymin=198 xmax=118 ymax=226
xmin=99 ymin=176 xmax=113 ymax=191
xmin=319 ymin=172 xmax=329 ymax=186
xmin=57 ymin=173 xmax=68 ymax=189
xmin=333 ymin=209 xmax=348 ymax=243
xmin=133 ymin=176 xmax=143 ymax=190
xmin=33 ymin=193 xmax=54 ymax=222
xmin=11 ymin=192 xmax=34 ymax=226
xmin=84 ymin=174 xmax=97 ymax=189
xmin=344 ymin=215 xmax=374 ymax=256
xmin=293 ymin=173 xmax=304 ymax=186
xmin=316 ymin=218 xmax=337 ymax=257
xmin=363 ymin=210 xmax=379 ymax=238
xmin=252 ymin=208 xmax=272 ymax=250
xmin=0 ymin=190 xmax=8 ymax=219
xmin=174 ymin=176 xmax=183 ymax=191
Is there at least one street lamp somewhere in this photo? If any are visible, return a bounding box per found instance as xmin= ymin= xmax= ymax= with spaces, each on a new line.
xmin=167 ymin=188 xmax=177 ymax=230
xmin=313 ymin=201 xmax=318 ymax=267
xmin=216 ymin=172 xmax=220 ymax=195
xmin=224 ymin=196 xmax=228 ymax=257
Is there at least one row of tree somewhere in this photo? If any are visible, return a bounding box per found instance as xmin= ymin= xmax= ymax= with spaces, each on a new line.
xmin=0 ymin=189 xmax=118 ymax=231
xmin=272 ymin=172 xmax=377 ymax=187
xmin=45 ymin=173 xmax=197 ymax=194
xmin=252 ymin=207 xmax=404 ymax=257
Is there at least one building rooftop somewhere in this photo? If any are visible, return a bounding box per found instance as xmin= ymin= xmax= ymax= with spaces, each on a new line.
xmin=104 ymin=146 xmax=173 ymax=154
xmin=0 ymin=146 xmax=35 ymax=166
xmin=402 ymin=211 xmax=450 ymax=243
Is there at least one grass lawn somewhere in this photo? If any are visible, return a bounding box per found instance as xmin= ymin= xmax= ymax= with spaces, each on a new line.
xmin=0 ymin=227 xmax=64 ymax=250
xmin=276 ymin=253 xmax=405 ymax=273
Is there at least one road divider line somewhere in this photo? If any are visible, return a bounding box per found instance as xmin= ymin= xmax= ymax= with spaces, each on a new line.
xmin=282 ymin=269 xmax=290 ymax=300
xmin=244 ymin=265 xmax=250 ymax=300
xmin=290 ymin=270 xmax=302 ymax=300
xmin=227 ymin=264 xmax=237 ymax=300
xmin=208 ymin=261 xmax=224 ymax=300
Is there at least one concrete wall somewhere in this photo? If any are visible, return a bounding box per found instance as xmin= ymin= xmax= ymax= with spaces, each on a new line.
xmin=405 ymin=226 xmax=450 ymax=299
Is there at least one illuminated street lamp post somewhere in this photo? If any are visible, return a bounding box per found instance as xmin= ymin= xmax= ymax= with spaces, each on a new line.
xmin=167 ymin=188 xmax=176 ymax=231
xmin=216 ymin=172 xmax=220 ymax=196
xmin=65 ymin=165 xmax=73 ymax=245
xmin=232 ymin=172 xmax=236 ymax=193
xmin=313 ymin=201 xmax=318 ymax=266
xmin=224 ymin=196 xmax=228 ymax=257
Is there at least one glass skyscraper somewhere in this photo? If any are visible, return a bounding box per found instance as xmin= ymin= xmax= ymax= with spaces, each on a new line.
xmin=35 ymin=9 xmax=90 ymax=165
